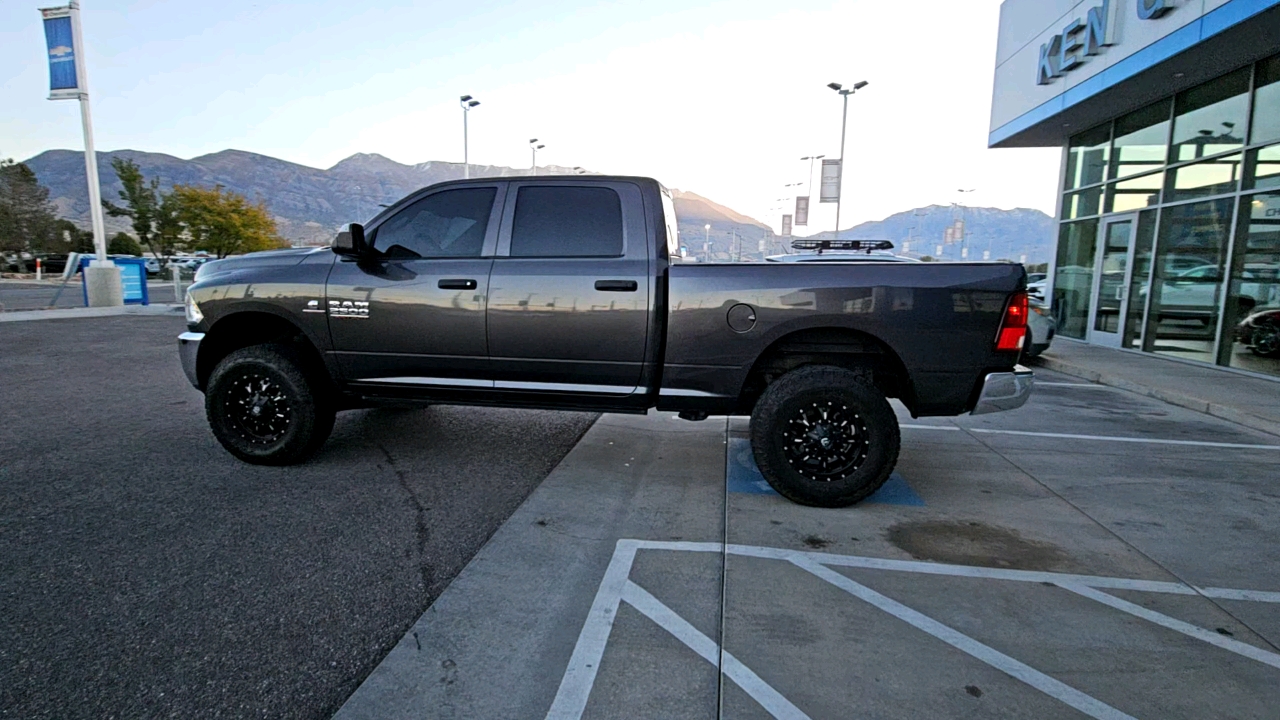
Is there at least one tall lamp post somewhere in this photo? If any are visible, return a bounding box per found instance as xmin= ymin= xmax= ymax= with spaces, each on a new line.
xmin=704 ymin=223 xmax=711 ymax=262
xmin=955 ymin=188 xmax=975 ymax=259
xmin=800 ymin=155 xmax=824 ymax=200
xmin=460 ymin=95 xmax=480 ymax=179
xmin=529 ymin=138 xmax=545 ymax=176
xmin=827 ymin=81 xmax=869 ymax=239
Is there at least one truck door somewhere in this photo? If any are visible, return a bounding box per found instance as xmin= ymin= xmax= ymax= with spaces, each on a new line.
xmin=486 ymin=181 xmax=651 ymax=393
xmin=326 ymin=184 xmax=504 ymax=385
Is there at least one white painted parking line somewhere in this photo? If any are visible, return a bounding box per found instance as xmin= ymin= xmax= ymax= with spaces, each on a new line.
xmin=1038 ymin=382 xmax=1109 ymax=388
xmin=1060 ymin=584 xmax=1280 ymax=670
xmin=902 ymin=423 xmax=1280 ymax=451
xmin=964 ymin=428 xmax=1280 ymax=451
xmin=792 ymin=558 xmax=1139 ymax=720
xmin=552 ymin=540 xmax=1280 ymax=720
xmin=620 ymin=582 xmax=810 ymax=720
xmin=547 ymin=539 xmax=807 ymax=720
xmin=545 ymin=540 xmax=639 ymax=720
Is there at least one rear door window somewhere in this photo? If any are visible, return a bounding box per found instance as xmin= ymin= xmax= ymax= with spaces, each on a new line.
xmin=510 ymin=186 xmax=623 ymax=257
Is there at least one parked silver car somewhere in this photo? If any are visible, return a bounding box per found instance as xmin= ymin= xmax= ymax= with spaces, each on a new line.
xmin=1025 ymin=299 xmax=1056 ymax=359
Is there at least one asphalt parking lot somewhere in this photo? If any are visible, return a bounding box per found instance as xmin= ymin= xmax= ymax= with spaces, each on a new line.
xmin=339 ymin=370 xmax=1280 ymax=719
xmin=5 ymin=315 xmax=1279 ymax=719
xmin=0 ymin=315 xmax=597 ymax=719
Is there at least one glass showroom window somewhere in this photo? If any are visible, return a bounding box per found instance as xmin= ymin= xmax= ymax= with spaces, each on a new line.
xmin=1063 ymin=186 xmax=1104 ymax=219
xmin=1064 ymin=125 xmax=1111 ymax=191
xmin=1251 ymin=55 xmax=1280 ymax=146
xmin=1107 ymin=172 xmax=1163 ymax=213
xmin=1221 ymin=193 xmax=1280 ymax=376
xmin=1245 ymin=144 xmax=1280 ymax=191
xmin=1111 ymin=101 xmax=1171 ymax=180
xmin=1170 ymin=68 xmax=1250 ymax=164
xmin=1145 ymin=198 xmax=1234 ymax=363
xmin=1053 ymin=219 xmax=1099 ymax=339
xmin=1165 ymin=153 xmax=1242 ymax=203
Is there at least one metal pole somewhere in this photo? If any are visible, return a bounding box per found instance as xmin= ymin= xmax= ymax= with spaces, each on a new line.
xmin=835 ymin=92 xmax=849 ymax=239
xmin=171 ymin=264 xmax=181 ymax=302
xmin=463 ymin=107 xmax=469 ymax=179
xmin=531 ymin=146 xmax=537 ymax=177
xmin=71 ymin=2 xmax=106 ymax=263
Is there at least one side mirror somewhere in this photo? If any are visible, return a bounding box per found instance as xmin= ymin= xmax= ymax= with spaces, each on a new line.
xmin=333 ymin=223 xmax=367 ymax=256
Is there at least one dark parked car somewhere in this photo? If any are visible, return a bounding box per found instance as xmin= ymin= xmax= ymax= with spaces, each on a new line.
xmin=178 ymin=176 xmax=1033 ymax=507
xmin=1236 ymin=308 xmax=1280 ymax=357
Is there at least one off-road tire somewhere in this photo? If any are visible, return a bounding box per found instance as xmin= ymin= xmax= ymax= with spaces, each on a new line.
xmin=750 ymin=365 xmax=900 ymax=508
xmin=205 ymin=343 xmax=335 ymax=465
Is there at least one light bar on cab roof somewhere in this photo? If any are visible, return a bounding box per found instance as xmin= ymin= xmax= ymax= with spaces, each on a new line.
xmin=790 ymin=239 xmax=895 ymax=253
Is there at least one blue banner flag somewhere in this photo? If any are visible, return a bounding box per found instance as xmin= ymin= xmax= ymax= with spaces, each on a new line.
xmin=41 ymin=7 xmax=80 ymax=97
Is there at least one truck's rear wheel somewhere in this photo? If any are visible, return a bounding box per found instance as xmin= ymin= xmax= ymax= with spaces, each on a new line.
xmin=205 ymin=343 xmax=335 ymax=465
xmin=750 ymin=365 xmax=900 ymax=508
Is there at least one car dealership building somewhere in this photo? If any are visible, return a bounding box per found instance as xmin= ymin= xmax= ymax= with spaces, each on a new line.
xmin=991 ymin=0 xmax=1280 ymax=378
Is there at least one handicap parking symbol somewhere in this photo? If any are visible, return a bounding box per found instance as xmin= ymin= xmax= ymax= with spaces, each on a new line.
xmin=726 ymin=437 xmax=924 ymax=506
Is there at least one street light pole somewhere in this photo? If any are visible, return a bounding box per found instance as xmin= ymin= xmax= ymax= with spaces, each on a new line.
xmin=704 ymin=223 xmax=711 ymax=262
xmin=800 ymin=155 xmax=824 ymax=199
xmin=529 ymin=139 xmax=545 ymax=176
xmin=460 ymin=95 xmax=480 ymax=179
xmin=828 ymin=81 xmax=868 ymax=239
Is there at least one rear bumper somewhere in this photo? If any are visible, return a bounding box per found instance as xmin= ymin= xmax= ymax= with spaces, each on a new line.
xmin=970 ymin=366 xmax=1034 ymax=415
xmin=178 ymin=332 xmax=204 ymax=389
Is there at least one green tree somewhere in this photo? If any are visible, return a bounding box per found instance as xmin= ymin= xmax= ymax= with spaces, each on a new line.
xmin=108 ymin=231 xmax=143 ymax=255
xmin=0 ymin=158 xmax=60 ymax=256
xmin=103 ymin=157 xmax=182 ymax=259
xmin=171 ymin=184 xmax=286 ymax=258
xmin=47 ymin=219 xmax=95 ymax=254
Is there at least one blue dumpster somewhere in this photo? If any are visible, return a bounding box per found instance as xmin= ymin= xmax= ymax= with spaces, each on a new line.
xmin=79 ymin=256 xmax=150 ymax=306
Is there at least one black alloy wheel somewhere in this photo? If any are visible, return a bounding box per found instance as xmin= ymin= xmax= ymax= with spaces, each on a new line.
xmin=224 ymin=371 xmax=294 ymax=446
xmin=206 ymin=344 xmax=335 ymax=465
xmin=782 ymin=400 xmax=870 ymax=481
xmin=751 ymin=365 xmax=900 ymax=508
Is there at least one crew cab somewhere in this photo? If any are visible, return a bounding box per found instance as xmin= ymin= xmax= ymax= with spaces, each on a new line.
xmin=178 ymin=176 xmax=1033 ymax=507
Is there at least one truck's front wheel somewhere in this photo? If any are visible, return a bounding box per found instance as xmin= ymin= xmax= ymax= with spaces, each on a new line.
xmin=205 ymin=343 xmax=335 ymax=465
xmin=750 ymin=365 xmax=900 ymax=508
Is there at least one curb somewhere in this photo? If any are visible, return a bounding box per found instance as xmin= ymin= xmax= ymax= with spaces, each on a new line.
xmin=1029 ymin=354 xmax=1280 ymax=439
xmin=0 ymin=304 xmax=185 ymax=323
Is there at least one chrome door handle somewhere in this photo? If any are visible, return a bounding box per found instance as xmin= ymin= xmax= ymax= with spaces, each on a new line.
xmin=439 ymin=279 xmax=478 ymax=290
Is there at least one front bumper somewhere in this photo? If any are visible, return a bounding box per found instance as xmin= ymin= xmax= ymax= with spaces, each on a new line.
xmin=178 ymin=332 xmax=204 ymax=389
xmin=970 ymin=365 xmax=1034 ymax=415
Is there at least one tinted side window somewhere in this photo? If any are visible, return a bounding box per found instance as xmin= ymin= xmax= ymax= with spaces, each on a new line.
xmin=373 ymin=188 xmax=496 ymax=259
xmin=510 ymin=186 xmax=623 ymax=258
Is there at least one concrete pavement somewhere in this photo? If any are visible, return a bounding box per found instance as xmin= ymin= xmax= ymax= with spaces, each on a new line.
xmin=338 ymin=369 xmax=1280 ymax=719
xmin=1031 ymin=338 xmax=1280 ymax=437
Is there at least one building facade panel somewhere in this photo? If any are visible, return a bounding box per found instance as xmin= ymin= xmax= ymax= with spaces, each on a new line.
xmin=991 ymin=0 xmax=1280 ymax=379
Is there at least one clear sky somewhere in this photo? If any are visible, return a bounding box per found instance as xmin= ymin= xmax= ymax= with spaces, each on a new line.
xmin=0 ymin=0 xmax=1061 ymax=232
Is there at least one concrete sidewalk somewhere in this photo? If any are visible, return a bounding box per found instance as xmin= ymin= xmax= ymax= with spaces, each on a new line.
xmin=1030 ymin=338 xmax=1280 ymax=438
xmin=0 ymin=304 xmax=184 ymax=323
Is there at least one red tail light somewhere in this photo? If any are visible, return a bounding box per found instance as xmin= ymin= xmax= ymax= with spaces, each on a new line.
xmin=996 ymin=291 xmax=1028 ymax=352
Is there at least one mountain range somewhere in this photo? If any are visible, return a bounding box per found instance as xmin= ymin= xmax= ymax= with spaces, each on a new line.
xmin=19 ymin=149 xmax=1054 ymax=263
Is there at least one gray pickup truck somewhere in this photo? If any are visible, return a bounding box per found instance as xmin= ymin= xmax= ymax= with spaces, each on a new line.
xmin=178 ymin=176 xmax=1033 ymax=507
